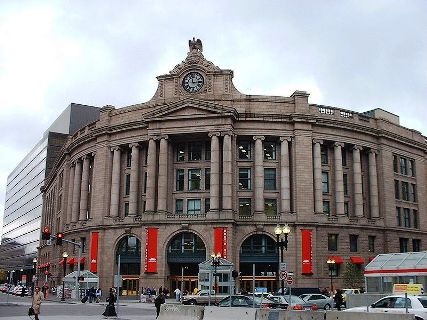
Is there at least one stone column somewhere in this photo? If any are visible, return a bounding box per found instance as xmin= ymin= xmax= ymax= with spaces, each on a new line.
xmin=369 ymin=149 xmax=380 ymax=218
xmin=157 ymin=136 xmax=169 ymax=212
xmin=109 ymin=146 xmax=121 ymax=217
xmin=79 ymin=155 xmax=90 ymax=221
xmin=129 ymin=143 xmax=140 ymax=216
xmin=352 ymin=145 xmax=364 ymax=217
xmin=71 ymin=159 xmax=82 ymax=222
xmin=312 ymin=139 xmax=323 ymax=213
xmin=254 ymin=136 xmax=265 ymax=213
xmin=222 ymin=132 xmax=233 ymax=211
xmin=334 ymin=142 xmax=345 ymax=216
xmin=209 ymin=132 xmax=220 ymax=212
xmin=280 ymin=137 xmax=291 ymax=213
xmin=66 ymin=163 xmax=75 ymax=225
xmin=145 ymin=138 xmax=157 ymax=212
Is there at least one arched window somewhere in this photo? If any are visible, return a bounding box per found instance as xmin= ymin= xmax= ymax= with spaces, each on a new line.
xmin=167 ymin=232 xmax=206 ymax=263
xmin=115 ymin=236 xmax=141 ymax=275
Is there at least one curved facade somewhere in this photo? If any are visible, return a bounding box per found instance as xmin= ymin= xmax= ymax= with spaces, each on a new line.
xmin=39 ymin=41 xmax=427 ymax=295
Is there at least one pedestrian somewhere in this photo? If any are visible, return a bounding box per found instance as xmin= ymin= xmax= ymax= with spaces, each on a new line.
xmin=174 ymin=287 xmax=181 ymax=302
xmin=154 ymin=291 xmax=166 ymax=319
xmin=193 ymin=287 xmax=199 ymax=295
xmin=334 ymin=289 xmax=344 ymax=311
xmin=32 ymin=286 xmax=44 ymax=320
xmin=88 ymin=287 xmax=96 ymax=303
xmin=102 ymin=288 xmax=117 ymax=317
xmin=96 ymin=288 xmax=102 ymax=303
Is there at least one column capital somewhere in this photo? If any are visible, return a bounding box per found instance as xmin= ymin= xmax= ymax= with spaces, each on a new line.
xmin=280 ymin=136 xmax=292 ymax=142
xmin=221 ymin=131 xmax=234 ymax=137
xmin=91 ymin=151 xmax=96 ymax=157
xmin=369 ymin=149 xmax=379 ymax=155
xmin=111 ymin=146 xmax=121 ymax=152
xmin=312 ymin=139 xmax=323 ymax=145
xmin=253 ymin=135 xmax=265 ymax=141
xmin=208 ymin=132 xmax=221 ymax=138
xmin=129 ymin=143 xmax=140 ymax=149
xmin=81 ymin=155 xmax=89 ymax=161
xmin=157 ymin=135 xmax=169 ymax=140
xmin=334 ymin=142 xmax=345 ymax=148
xmin=352 ymin=145 xmax=363 ymax=151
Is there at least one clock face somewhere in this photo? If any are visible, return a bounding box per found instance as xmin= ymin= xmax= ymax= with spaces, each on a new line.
xmin=182 ymin=72 xmax=204 ymax=93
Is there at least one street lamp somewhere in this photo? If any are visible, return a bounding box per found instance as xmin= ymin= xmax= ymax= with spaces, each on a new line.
xmin=61 ymin=252 xmax=68 ymax=302
xmin=32 ymin=258 xmax=37 ymax=296
xmin=327 ymin=258 xmax=336 ymax=295
xmin=275 ymin=223 xmax=291 ymax=295
xmin=211 ymin=253 xmax=221 ymax=302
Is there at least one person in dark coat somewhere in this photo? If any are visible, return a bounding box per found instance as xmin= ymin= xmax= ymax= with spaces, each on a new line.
xmin=88 ymin=287 xmax=96 ymax=303
xmin=102 ymin=288 xmax=117 ymax=317
xmin=334 ymin=289 xmax=344 ymax=311
xmin=154 ymin=292 xmax=166 ymax=319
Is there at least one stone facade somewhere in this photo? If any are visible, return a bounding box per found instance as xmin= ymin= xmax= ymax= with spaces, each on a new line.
xmin=38 ymin=40 xmax=427 ymax=295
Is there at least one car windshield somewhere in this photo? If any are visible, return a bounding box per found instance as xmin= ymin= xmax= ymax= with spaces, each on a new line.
xmin=418 ymin=297 xmax=427 ymax=308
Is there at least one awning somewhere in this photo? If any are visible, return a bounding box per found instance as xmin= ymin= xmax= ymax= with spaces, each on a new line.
xmin=67 ymin=258 xmax=75 ymax=265
xmin=328 ymin=256 xmax=344 ymax=264
xmin=350 ymin=256 xmax=365 ymax=264
xmin=365 ymin=251 xmax=427 ymax=277
xmin=58 ymin=260 xmax=64 ymax=265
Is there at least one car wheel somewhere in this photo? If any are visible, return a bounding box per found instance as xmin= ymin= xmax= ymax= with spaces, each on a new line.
xmin=324 ymin=304 xmax=331 ymax=310
xmin=188 ymin=300 xmax=197 ymax=305
xmin=414 ymin=317 xmax=423 ymax=320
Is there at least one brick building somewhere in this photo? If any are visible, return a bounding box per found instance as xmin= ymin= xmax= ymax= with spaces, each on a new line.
xmin=38 ymin=39 xmax=426 ymax=296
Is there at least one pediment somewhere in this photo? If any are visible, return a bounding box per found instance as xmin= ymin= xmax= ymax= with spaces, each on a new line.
xmin=143 ymin=98 xmax=238 ymax=121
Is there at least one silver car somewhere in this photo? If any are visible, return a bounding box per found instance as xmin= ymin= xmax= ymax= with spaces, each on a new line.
xmin=300 ymin=293 xmax=334 ymax=310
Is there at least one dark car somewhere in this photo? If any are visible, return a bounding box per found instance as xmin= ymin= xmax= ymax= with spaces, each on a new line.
xmin=218 ymin=295 xmax=283 ymax=309
xmin=275 ymin=287 xmax=321 ymax=296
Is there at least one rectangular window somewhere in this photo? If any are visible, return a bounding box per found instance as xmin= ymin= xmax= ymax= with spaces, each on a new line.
xmin=264 ymin=168 xmax=276 ymax=190
xmin=344 ymin=202 xmax=349 ymax=216
xmin=204 ymin=198 xmax=210 ymax=213
xmin=400 ymin=158 xmax=408 ymax=175
xmin=328 ymin=234 xmax=338 ymax=251
xmin=409 ymin=159 xmax=415 ymax=177
xmin=81 ymin=237 xmax=86 ymax=253
xmin=187 ymin=199 xmax=201 ymax=215
xmin=175 ymin=199 xmax=183 ymax=215
xmin=321 ymin=145 xmax=328 ymax=164
xmin=205 ymin=141 xmax=211 ymax=160
xmin=188 ymin=169 xmax=201 ymax=190
xmin=323 ymin=201 xmax=330 ymax=215
xmin=176 ymin=144 xmax=185 ymax=161
xmin=368 ymin=236 xmax=376 ymax=252
xmin=322 ymin=172 xmax=329 ymax=193
xmin=402 ymin=182 xmax=409 ymax=201
xmin=239 ymin=198 xmax=252 ymax=216
xmin=393 ymin=155 xmax=399 ymax=173
xmin=394 ymin=180 xmax=400 ymax=199
xmin=126 ymin=149 xmax=132 ymax=167
xmin=264 ymin=142 xmax=276 ymax=160
xmin=238 ymin=141 xmax=252 ymax=160
xmin=343 ymin=174 xmax=348 ymax=195
xmin=413 ymin=210 xmax=419 ymax=229
xmin=176 ymin=169 xmax=184 ymax=191
xmin=403 ymin=208 xmax=411 ymax=228
xmin=399 ymin=238 xmax=409 ymax=253
xmin=411 ymin=184 xmax=417 ymax=202
xmin=396 ymin=207 xmax=402 ymax=226
xmin=124 ymin=202 xmax=129 ymax=217
xmin=144 ymin=171 xmax=147 ymax=193
xmin=342 ymin=149 xmax=347 ymax=166
xmin=125 ymin=174 xmax=131 ymax=196
xmin=264 ymin=199 xmax=277 ymax=216
xmin=188 ymin=142 xmax=202 ymax=161
xmin=239 ymin=168 xmax=251 ymax=190
xmin=204 ymin=168 xmax=210 ymax=190
xmin=413 ymin=239 xmax=421 ymax=252
xmin=350 ymin=234 xmax=358 ymax=252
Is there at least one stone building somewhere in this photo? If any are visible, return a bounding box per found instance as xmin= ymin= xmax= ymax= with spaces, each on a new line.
xmin=38 ymin=39 xmax=426 ymax=296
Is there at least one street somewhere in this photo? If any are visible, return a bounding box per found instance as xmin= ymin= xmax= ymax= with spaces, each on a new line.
xmin=0 ymin=293 xmax=157 ymax=320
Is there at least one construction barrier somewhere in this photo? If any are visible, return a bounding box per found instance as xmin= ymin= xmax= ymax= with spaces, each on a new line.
xmin=158 ymin=304 xmax=204 ymax=320
xmin=326 ymin=311 xmax=415 ymax=320
xmin=204 ymin=306 xmax=257 ymax=320
xmin=256 ymin=310 xmax=326 ymax=320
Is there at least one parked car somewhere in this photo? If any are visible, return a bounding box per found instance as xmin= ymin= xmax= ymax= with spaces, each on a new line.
xmin=344 ymin=295 xmax=427 ymax=320
xmin=0 ymin=284 xmax=8 ymax=293
xmin=182 ymin=290 xmax=227 ymax=305
xmin=218 ymin=295 xmax=283 ymax=309
xmin=269 ymin=295 xmax=318 ymax=310
xmin=342 ymin=288 xmax=361 ymax=307
xmin=300 ymin=293 xmax=334 ymax=310
xmin=274 ymin=287 xmax=321 ymax=296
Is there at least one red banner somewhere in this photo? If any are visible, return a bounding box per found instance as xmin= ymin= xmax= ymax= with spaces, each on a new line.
xmin=214 ymin=227 xmax=227 ymax=258
xmin=301 ymin=229 xmax=313 ymax=275
xmin=90 ymin=232 xmax=99 ymax=273
xmin=145 ymin=227 xmax=158 ymax=273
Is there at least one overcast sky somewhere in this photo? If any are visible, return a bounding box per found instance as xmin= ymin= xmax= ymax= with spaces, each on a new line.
xmin=0 ymin=0 xmax=426 ymax=235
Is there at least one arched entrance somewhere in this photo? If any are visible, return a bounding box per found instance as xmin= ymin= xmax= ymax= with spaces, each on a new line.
xmin=167 ymin=232 xmax=206 ymax=293
xmin=116 ymin=235 xmax=141 ymax=296
xmin=239 ymin=234 xmax=278 ymax=293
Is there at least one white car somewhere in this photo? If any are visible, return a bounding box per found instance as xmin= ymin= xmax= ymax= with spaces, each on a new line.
xmin=344 ymin=295 xmax=427 ymax=320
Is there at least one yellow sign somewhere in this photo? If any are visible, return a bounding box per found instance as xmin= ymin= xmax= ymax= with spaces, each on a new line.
xmin=393 ymin=284 xmax=424 ymax=295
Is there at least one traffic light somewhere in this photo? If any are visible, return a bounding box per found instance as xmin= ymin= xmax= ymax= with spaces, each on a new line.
xmin=41 ymin=226 xmax=51 ymax=240
xmin=56 ymin=232 xmax=64 ymax=245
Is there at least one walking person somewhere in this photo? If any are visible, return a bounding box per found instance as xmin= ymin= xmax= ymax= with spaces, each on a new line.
xmin=154 ymin=291 xmax=166 ymax=319
xmin=32 ymin=286 xmax=44 ymax=320
xmin=174 ymin=287 xmax=181 ymax=302
xmin=102 ymin=288 xmax=117 ymax=317
xmin=334 ymin=289 xmax=344 ymax=311
xmin=96 ymin=287 xmax=102 ymax=303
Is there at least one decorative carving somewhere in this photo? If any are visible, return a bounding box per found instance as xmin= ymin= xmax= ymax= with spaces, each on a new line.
xmin=158 ymin=80 xmax=164 ymax=98
xmin=208 ymin=132 xmax=221 ymax=138
xmin=280 ymin=137 xmax=292 ymax=142
xmin=189 ymin=37 xmax=203 ymax=52
xmin=312 ymin=139 xmax=323 ymax=145
xmin=334 ymin=142 xmax=345 ymax=148
xmin=207 ymin=74 xmax=213 ymax=93
xmin=111 ymin=146 xmax=121 ymax=152
xmin=253 ymin=136 xmax=265 ymax=141
xmin=353 ymin=145 xmax=363 ymax=151
xmin=224 ymin=75 xmax=230 ymax=93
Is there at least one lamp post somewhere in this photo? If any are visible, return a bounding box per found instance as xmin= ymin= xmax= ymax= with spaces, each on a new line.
xmin=327 ymin=258 xmax=336 ymax=295
xmin=61 ymin=252 xmax=68 ymax=302
xmin=275 ymin=223 xmax=291 ymax=295
xmin=32 ymin=258 xmax=37 ymax=296
xmin=211 ymin=253 xmax=221 ymax=302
